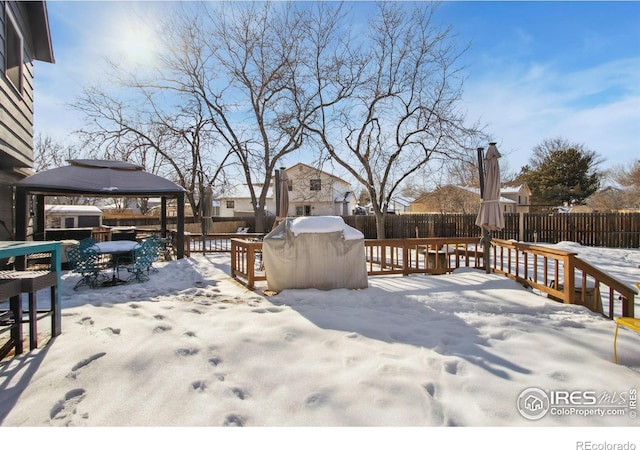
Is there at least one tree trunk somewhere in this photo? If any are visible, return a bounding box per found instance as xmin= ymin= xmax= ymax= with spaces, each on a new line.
xmin=374 ymin=211 xmax=386 ymax=239
xmin=254 ymin=209 xmax=266 ymax=233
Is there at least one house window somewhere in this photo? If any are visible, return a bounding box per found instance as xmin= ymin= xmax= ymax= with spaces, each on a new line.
xmin=4 ymin=9 xmax=23 ymax=93
xmin=287 ymin=180 xmax=293 ymax=191
xmin=226 ymin=200 xmax=235 ymax=209
xmin=310 ymin=179 xmax=321 ymax=191
xmin=296 ymin=205 xmax=311 ymax=216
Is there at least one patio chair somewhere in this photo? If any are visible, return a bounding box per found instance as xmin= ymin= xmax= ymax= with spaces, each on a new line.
xmin=142 ymin=235 xmax=163 ymax=269
xmin=66 ymin=245 xmax=104 ymax=290
xmin=77 ymin=237 xmax=98 ymax=250
xmin=125 ymin=239 xmax=157 ymax=283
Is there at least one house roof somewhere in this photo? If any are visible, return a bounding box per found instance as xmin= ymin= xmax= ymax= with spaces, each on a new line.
xmin=217 ymin=184 xmax=274 ymax=199
xmin=45 ymin=205 xmax=103 ymax=215
xmin=334 ymin=191 xmax=356 ymax=203
xmin=15 ymin=160 xmax=185 ymax=196
xmin=286 ymin=162 xmax=351 ymax=186
xmin=414 ymin=185 xmax=516 ymax=204
xmin=501 ymin=183 xmax=531 ymax=195
xmin=455 ymin=186 xmax=516 ymax=204
xmin=389 ymin=196 xmax=415 ymax=207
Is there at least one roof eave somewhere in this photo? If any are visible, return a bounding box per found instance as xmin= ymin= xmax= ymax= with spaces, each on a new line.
xmin=27 ymin=1 xmax=55 ymax=63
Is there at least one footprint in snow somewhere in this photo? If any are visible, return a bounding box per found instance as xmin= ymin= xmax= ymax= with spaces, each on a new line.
xmin=191 ymin=380 xmax=207 ymax=393
xmin=66 ymin=352 xmax=106 ymax=379
xmin=50 ymin=389 xmax=88 ymax=425
xmin=422 ymin=382 xmax=436 ymax=397
xmin=223 ymin=414 xmax=246 ymax=427
xmin=176 ymin=348 xmax=199 ymax=357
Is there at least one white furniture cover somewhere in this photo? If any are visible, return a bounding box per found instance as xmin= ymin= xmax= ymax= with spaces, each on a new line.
xmin=262 ymin=216 xmax=368 ymax=291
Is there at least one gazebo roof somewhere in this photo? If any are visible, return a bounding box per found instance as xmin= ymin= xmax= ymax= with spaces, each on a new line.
xmin=15 ymin=160 xmax=185 ymax=196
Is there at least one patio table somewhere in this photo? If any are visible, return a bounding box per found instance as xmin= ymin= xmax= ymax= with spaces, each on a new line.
xmin=89 ymin=241 xmax=140 ymax=285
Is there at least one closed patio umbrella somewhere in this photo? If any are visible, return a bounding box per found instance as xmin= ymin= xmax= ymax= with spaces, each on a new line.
xmin=475 ymin=143 xmax=504 ymax=273
xmin=277 ymin=169 xmax=289 ymax=220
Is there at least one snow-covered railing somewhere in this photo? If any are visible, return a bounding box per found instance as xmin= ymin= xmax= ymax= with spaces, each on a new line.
xmin=186 ymin=232 xmax=264 ymax=255
xmin=231 ymin=237 xmax=485 ymax=289
xmin=363 ymin=237 xmax=484 ymax=276
xmin=229 ymin=236 xmax=636 ymax=318
xmin=490 ymin=239 xmax=636 ymax=319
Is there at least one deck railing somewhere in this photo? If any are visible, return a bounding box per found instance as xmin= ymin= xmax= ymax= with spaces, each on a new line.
xmin=230 ymin=237 xmax=637 ymax=319
xmin=186 ymin=232 xmax=264 ymax=255
xmin=230 ymin=238 xmax=267 ymax=288
xmin=489 ymin=239 xmax=636 ymax=319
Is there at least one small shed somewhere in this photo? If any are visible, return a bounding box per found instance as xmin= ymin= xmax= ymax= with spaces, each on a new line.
xmin=45 ymin=204 xmax=103 ymax=229
xmin=262 ymin=216 xmax=368 ymax=291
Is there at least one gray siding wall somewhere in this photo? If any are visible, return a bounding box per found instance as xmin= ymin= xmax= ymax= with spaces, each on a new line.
xmin=1 ymin=1 xmax=36 ymax=169
xmin=0 ymin=1 xmax=38 ymax=239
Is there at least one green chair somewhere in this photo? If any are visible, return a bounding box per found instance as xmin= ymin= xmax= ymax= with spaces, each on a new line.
xmin=66 ymin=245 xmax=103 ymax=290
xmin=125 ymin=240 xmax=157 ymax=283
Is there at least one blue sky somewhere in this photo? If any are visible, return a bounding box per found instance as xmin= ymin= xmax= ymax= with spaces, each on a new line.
xmin=34 ymin=1 xmax=640 ymax=178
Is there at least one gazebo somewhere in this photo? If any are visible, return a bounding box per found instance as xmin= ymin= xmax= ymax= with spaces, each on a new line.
xmin=13 ymin=160 xmax=186 ymax=260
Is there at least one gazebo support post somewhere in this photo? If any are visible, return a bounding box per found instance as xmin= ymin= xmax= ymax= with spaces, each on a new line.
xmin=14 ymin=187 xmax=28 ymax=269
xmin=160 ymin=197 xmax=167 ymax=238
xmin=176 ymin=193 xmax=185 ymax=259
xmin=15 ymin=187 xmax=27 ymax=242
xmin=35 ymin=194 xmax=45 ymax=240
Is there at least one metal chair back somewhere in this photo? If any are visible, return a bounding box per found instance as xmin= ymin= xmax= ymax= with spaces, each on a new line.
xmin=127 ymin=239 xmax=157 ymax=282
xmin=66 ymin=245 xmax=102 ymax=289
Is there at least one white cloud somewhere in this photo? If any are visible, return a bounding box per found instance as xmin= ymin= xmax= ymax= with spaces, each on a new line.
xmin=463 ymin=56 xmax=640 ymax=171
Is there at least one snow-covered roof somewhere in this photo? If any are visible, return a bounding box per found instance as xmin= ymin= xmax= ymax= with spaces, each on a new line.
xmin=457 ymin=186 xmax=516 ymax=204
xmin=500 ymin=184 xmax=529 ymax=195
xmin=45 ymin=205 xmax=103 ymax=215
xmin=217 ymin=184 xmax=274 ymax=199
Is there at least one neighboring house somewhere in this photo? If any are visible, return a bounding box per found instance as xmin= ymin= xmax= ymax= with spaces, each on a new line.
xmin=216 ymin=163 xmax=357 ymax=217
xmin=389 ymin=195 xmax=414 ymax=214
xmin=285 ymin=163 xmax=356 ymax=217
xmin=365 ymin=195 xmax=415 ymax=215
xmin=0 ymin=1 xmax=54 ymax=239
xmin=216 ymin=183 xmax=276 ymax=218
xmin=500 ymin=183 xmax=532 ymax=213
xmin=410 ymin=185 xmax=517 ymax=214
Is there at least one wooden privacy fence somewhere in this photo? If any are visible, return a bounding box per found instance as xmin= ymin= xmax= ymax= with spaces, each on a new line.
xmin=522 ymin=212 xmax=640 ymax=247
xmin=230 ymin=236 xmax=636 ymax=319
xmin=343 ymin=212 xmax=640 ymax=247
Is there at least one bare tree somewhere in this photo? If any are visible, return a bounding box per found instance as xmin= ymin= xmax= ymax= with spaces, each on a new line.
xmin=148 ymin=2 xmax=358 ymax=231
xmin=305 ymin=3 xmax=482 ymax=238
xmin=33 ymin=134 xmax=83 ymax=173
xmin=72 ymin=72 xmax=234 ymax=218
xmin=33 ymin=134 xmax=92 ymax=205
xmin=609 ymin=160 xmax=640 ymax=210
